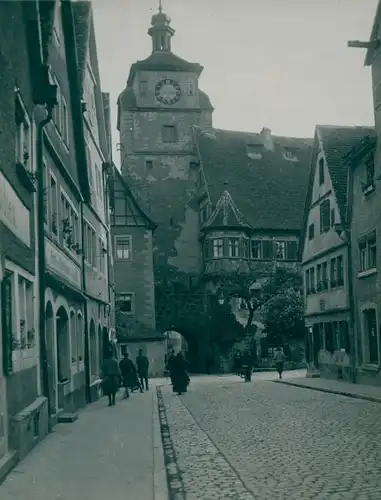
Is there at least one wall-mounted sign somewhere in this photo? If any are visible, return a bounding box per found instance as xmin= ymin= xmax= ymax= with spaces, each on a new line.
xmin=0 ymin=171 xmax=31 ymax=247
xmin=45 ymin=239 xmax=81 ymax=289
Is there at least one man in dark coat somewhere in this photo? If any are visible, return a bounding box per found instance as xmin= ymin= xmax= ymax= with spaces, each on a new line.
xmin=101 ymin=351 xmax=121 ymax=406
xmin=166 ymin=349 xmax=176 ymax=385
xmin=119 ymin=351 xmax=142 ymax=398
xmin=171 ymin=352 xmax=190 ymax=395
xmin=136 ymin=349 xmax=149 ymax=391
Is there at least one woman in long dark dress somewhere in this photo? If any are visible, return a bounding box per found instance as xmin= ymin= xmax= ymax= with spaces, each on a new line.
xmin=101 ymin=351 xmax=121 ymax=406
xmin=172 ymin=352 xmax=190 ymax=395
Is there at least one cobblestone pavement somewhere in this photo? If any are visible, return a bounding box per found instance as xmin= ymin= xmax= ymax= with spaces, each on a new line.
xmin=160 ymin=374 xmax=381 ymax=500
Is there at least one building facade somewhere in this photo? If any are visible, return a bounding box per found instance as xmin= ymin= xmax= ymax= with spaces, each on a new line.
xmin=0 ymin=0 xmax=52 ymax=477
xmin=301 ymin=125 xmax=373 ymax=380
xmin=117 ymin=6 xmax=313 ymax=365
xmin=110 ymin=168 xmax=165 ymax=376
xmin=346 ymin=135 xmax=381 ymax=385
xmin=72 ymin=2 xmax=113 ymax=402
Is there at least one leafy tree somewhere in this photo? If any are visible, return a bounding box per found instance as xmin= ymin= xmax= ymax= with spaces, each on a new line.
xmin=263 ymin=287 xmax=305 ymax=344
xmin=217 ymin=265 xmax=302 ymax=333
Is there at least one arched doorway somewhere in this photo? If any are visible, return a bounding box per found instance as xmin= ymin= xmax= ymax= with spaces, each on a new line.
xmin=89 ymin=319 xmax=97 ymax=382
xmin=163 ymin=328 xmax=202 ymax=372
xmin=97 ymin=325 xmax=103 ymax=374
xmin=56 ymin=306 xmax=70 ymax=409
xmin=45 ymin=302 xmax=56 ymax=414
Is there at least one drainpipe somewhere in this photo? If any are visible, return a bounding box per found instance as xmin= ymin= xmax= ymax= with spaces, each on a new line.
xmin=80 ymin=202 xmax=91 ymax=404
xmin=37 ymin=104 xmax=55 ymax=416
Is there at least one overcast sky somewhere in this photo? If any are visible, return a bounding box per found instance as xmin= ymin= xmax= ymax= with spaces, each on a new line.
xmin=92 ymin=0 xmax=378 ymax=166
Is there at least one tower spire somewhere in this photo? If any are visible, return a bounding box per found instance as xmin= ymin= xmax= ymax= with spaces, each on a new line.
xmin=148 ymin=1 xmax=175 ymax=52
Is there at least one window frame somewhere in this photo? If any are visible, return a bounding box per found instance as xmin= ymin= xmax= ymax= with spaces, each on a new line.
xmin=116 ymin=292 xmax=134 ymax=314
xmin=47 ymin=168 xmax=59 ymax=238
xmin=15 ymin=94 xmax=32 ymax=172
xmin=320 ymin=199 xmax=331 ymax=233
xmin=308 ymin=223 xmax=315 ymax=240
xmin=227 ymin=237 xmax=240 ymax=258
xmin=162 ymin=125 xmax=177 ymax=143
xmin=61 ymin=95 xmax=69 ymax=147
xmin=318 ymin=157 xmax=325 ymax=185
xmin=212 ymin=238 xmax=224 ymax=258
xmin=60 ymin=187 xmax=80 ymax=256
xmin=115 ymin=235 xmax=132 ymax=261
xmin=251 ymin=240 xmax=262 ymax=260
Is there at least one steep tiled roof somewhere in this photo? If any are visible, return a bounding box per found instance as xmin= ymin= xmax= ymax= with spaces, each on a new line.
xmin=127 ymin=51 xmax=203 ymax=87
xmin=203 ymin=190 xmax=251 ymax=229
xmin=317 ymin=125 xmax=375 ymax=221
xmin=71 ymin=1 xmax=91 ymax=96
xmin=194 ymin=127 xmax=313 ymax=231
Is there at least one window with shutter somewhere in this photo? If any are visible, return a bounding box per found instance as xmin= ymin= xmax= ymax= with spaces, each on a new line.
xmin=320 ymin=199 xmax=331 ymax=233
xmin=286 ymin=241 xmax=298 ymax=261
xmin=308 ymin=224 xmax=314 ymax=240
xmin=262 ymin=240 xmax=273 ymax=260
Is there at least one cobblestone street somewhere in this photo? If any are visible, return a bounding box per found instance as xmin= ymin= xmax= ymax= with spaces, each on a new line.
xmin=160 ymin=374 xmax=381 ymax=500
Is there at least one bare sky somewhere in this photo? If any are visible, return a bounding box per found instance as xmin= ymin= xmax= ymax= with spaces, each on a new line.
xmin=92 ymin=0 xmax=378 ymax=165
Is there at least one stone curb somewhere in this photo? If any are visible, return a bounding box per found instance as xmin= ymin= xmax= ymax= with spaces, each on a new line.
xmin=156 ymin=386 xmax=186 ymax=500
xmin=273 ymin=379 xmax=381 ymax=404
xmin=153 ymin=386 xmax=170 ymax=500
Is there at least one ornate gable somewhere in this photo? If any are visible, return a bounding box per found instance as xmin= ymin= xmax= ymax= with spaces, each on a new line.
xmin=203 ymin=190 xmax=251 ymax=230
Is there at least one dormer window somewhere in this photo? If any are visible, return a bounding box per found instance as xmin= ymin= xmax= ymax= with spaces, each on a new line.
xmin=247 ymin=144 xmax=264 ymax=160
xmin=283 ymin=147 xmax=299 ymax=162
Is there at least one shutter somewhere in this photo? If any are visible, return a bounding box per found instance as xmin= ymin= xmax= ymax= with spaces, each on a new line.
xmin=262 ymin=240 xmax=273 ymax=260
xmin=286 ymin=241 xmax=298 ymax=261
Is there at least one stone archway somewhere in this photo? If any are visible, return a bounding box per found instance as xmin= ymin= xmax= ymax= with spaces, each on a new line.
xmin=45 ymin=301 xmax=56 ymax=414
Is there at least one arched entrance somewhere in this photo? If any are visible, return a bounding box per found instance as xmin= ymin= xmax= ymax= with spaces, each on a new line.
xmin=163 ymin=328 xmax=202 ymax=373
xmin=56 ymin=306 xmax=70 ymax=409
xmin=89 ymin=319 xmax=97 ymax=382
xmin=45 ymin=301 xmax=56 ymax=414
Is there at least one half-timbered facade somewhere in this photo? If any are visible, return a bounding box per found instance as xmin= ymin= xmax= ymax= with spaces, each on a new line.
xmin=110 ymin=167 xmax=165 ymax=376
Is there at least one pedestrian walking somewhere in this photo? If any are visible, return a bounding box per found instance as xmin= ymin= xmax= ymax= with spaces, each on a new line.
xmin=171 ymin=351 xmax=190 ymax=395
xmin=119 ymin=351 xmax=142 ymax=398
xmin=274 ymin=346 xmax=286 ymax=379
xmin=166 ymin=349 xmax=176 ymax=385
xmin=101 ymin=350 xmax=121 ymax=407
xmin=136 ymin=348 xmax=149 ymax=391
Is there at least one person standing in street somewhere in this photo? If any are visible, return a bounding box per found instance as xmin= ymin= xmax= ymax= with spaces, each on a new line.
xmin=101 ymin=350 xmax=121 ymax=407
xmin=136 ymin=348 xmax=149 ymax=391
xmin=171 ymin=351 xmax=190 ymax=395
xmin=274 ymin=346 xmax=286 ymax=379
xmin=166 ymin=349 xmax=176 ymax=386
xmin=120 ymin=351 xmax=142 ymax=398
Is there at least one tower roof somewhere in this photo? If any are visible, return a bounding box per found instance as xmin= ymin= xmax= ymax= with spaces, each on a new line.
xmin=202 ymin=190 xmax=252 ymax=230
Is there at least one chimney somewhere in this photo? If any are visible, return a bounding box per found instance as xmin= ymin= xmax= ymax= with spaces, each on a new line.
xmin=261 ymin=127 xmax=274 ymax=151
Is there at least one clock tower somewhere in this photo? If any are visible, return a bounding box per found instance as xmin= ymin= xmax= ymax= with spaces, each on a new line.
xmin=117 ymin=4 xmax=214 ymax=286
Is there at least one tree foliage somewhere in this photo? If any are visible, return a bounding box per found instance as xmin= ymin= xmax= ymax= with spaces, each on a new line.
xmin=217 ymin=265 xmax=303 ymax=333
xmin=263 ymin=287 xmax=305 ymax=344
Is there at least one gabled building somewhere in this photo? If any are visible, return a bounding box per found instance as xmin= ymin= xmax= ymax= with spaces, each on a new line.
xmin=117 ymin=5 xmax=314 ymax=365
xmin=110 ymin=168 xmax=165 ymax=375
xmin=41 ymin=0 xmax=91 ymax=420
xmin=301 ymin=125 xmax=374 ymax=380
xmin=0 ymin=0 xmax=52 ymax=476
xmin=345 ymin=134 xmax=380 ymax=385
xmin=72 ymin=1 xmax=113 ymax=402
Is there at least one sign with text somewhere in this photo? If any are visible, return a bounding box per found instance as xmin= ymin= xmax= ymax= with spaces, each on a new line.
xmin=0 ymin=171 xmax=31 ymax=247
xmin=45 ymin=239 xmax=81 ymax=289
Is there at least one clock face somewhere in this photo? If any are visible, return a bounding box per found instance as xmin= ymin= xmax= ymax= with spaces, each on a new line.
xmin=155 ymin=78 xmax=181 ymax=105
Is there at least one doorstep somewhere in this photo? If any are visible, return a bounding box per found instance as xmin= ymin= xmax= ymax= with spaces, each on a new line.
xmin=0 ymin=451 xmax=18 ymax=486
